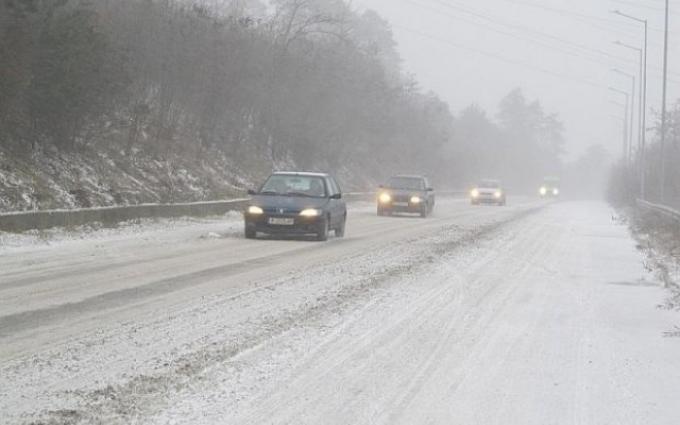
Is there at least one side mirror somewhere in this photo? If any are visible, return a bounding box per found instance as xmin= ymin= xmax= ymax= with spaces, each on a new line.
xmin=427 ymin=187 xmax=434 ymax=191
xmin=378 ymin=184 xmax=384 ymax=189
xmin=247 ymin=189 xmax=257 ymax=195
xmin=330 ymin=193 xmax=342 ymax=200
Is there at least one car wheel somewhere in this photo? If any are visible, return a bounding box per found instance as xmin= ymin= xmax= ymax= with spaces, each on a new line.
xmin=335 ymin=215 xmax=346 ymax=237
xmin=377 ymin=206 xmax=384 ymax=216
xmin=420 ymin=206 xmax=427 ymax=218
xmin=316 ymin=216 xmax=330 ymax=241
xmin=245 ymin=226 xmax=256 ymax=239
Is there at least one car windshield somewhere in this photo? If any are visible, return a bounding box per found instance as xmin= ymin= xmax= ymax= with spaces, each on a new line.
xmin=260 ymin=174 xmax=327 ymax=197
xmin=387 ymin=177 xmax=424 ymax=190
xmin=478 ymin=180 xmax=500 ymax=188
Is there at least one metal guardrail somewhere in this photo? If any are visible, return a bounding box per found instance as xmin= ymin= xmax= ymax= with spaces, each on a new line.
xmin=636 ymin=199 xmax=680 ymax=221
xmin=0 ymin=190 xmax=464 ymax=233
xmin=0 ymin=199 xmax=251 ymax=233
xmin=0 ymin=192 xmax=377 ymax=233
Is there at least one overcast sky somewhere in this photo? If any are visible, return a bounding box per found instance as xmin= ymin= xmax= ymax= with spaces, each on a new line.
xmin=353 ymin=0 xmax=679 ymax=160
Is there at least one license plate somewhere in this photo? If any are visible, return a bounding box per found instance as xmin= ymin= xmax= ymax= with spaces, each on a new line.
xmin=394 ymin=202 xmax=409 ymax=207
xmin=268 ymin=217 xmax=294 ymax=225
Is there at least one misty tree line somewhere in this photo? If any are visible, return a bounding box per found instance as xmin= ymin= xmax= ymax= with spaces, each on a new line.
xmin=0 ymin=0 xmax=564 ymax=191
xmin=608 ymin=102 xmax=680 ymax=208
xmin=449 ymin=89 xmax=565 ymax=190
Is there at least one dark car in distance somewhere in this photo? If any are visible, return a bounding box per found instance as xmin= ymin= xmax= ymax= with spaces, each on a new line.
xmin=244 ymin=172 xmax=346 ymax=241
xmin=377 ymin=175 xmax=435 ymax=217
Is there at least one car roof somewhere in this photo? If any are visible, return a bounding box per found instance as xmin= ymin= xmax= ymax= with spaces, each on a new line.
xmin=272 ymin=171 xmax=330 ymax=177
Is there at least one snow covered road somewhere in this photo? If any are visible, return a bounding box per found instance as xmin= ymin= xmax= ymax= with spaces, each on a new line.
xmin=1 ymin=199 xmax=679 ymax=424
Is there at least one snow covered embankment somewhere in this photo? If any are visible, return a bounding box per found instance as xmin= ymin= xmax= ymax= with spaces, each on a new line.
xmin=0 ymin=144 xmax=255 ymax=213
xmin=628 ymin=206 xmax=680 ymax=311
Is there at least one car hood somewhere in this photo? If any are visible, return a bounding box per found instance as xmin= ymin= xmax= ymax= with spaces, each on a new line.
xmin=477 ymin=187 xmax=501 ymax=194
xmin=249 ymin=195 xmax=329 ymax=210
xmin=382 ymin=188 xmax=426 ymax=196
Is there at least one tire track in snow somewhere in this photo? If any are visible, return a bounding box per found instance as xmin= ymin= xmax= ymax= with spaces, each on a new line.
xmin=233 ymin=208 xmax=552 ymax=425
xmin=19 ymin=206 xmax=543 ymax=425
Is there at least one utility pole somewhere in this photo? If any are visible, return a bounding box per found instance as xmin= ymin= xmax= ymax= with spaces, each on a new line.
xmin=659 ymin=0 xmax=670 ymax=202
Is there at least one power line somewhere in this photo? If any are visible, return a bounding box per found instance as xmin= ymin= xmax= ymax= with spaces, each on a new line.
xmin=416 ymin=0 xmax=644 ymax=66
xmin=391 ymin=2 xmax=680 ymax=88
xmin=505 ymin=0 xmax=627 ymax=25
xmin=499 ymin=0 xmax=671 ymax=36
xmin=392 ymin=23 xmax=609 ymax=91
xmin=411 ymin=0 xmax=680 ymax=80
xmin=437 ymin=0 xmax=679 ymax=59
xmin=612 ymin=0 xmax=680 ymax=17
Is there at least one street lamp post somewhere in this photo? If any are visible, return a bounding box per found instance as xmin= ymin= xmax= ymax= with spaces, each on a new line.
xmin=660 ymin=0 xmax=670 ymax=201
xmin=611 ymin=69 xmax=636 ymax=164
xmin=609 ymin=87 xmax=630 ymax=159
xmin=609 ymin=112 xmax=627 ymax=158
xmin=613 ymin=42 xmax=643 ymax=155
xmin=612 ymin=10 xmax=648 ymax=199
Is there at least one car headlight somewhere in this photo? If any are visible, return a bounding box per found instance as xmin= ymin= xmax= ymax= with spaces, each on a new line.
xmin=539 ymin=187 xmax=547 ymax=196
xmin=552 ymin=188 xmax=559 ymax=195
xmin=379 ymin=192 xmax=392 ymax=203
xmin=470 ymin=189 xmax=479 ymax=198
xmin=494 ymin=191 xmax=502 ymax=198
xmin=410 ymin=196 xmax=422 ymax=204
xmin=248 ymin=205 xmax=264 ymax=215
xmin=299 ymin=208 xmax=321 ymax=217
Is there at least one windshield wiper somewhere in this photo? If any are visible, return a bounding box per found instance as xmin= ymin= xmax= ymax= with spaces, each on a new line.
xmin=259 ymin=190 xmax=280 ymax=196
xmin=285 ymin=191 xmax=316 ymax=197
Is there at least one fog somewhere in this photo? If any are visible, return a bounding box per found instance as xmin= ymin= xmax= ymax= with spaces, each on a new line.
xmin=355 ymin=0 xmax=679 ymax=161
xmin=0 ymin=0 xmax=678 ymax=208
xmin=3 ymin=2 xmax=680 ymax=424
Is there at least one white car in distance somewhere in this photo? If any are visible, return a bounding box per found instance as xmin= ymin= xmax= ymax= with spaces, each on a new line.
xmin=470 ymin=179 xmax=507 ymax=206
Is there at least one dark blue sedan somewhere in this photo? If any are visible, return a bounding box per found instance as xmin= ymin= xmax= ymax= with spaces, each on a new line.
xmin=244 ymin=172 xmax=347 ymax=241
